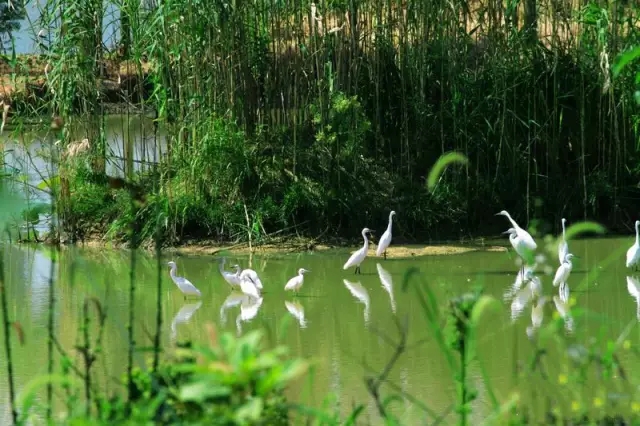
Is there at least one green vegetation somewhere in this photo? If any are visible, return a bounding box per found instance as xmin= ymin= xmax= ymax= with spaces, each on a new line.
xmin=1 ymin=0 xmax=639 ymax=247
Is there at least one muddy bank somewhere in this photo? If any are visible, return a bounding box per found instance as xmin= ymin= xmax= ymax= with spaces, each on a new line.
xmin=38 ymin=234 xmax=508 ymax=258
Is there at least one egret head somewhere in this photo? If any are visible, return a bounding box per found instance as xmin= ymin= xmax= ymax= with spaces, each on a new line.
xmin=167 ymin=261 xmax=176 ymax=267
xmin=496 ymin=210 xmax=509 ymax=217
xmin=299 ymin=268 xmax=310 ymax=275
xmin=502 ymin=228 xmax=516 ymax=235
xmin=390 ymin=210 xmax=396 ymax=217
xmin=362 ymin=227 xmax=374 ymax=235
xmin=561 ymin=218 xmax=567 ymax=225
xmin=233 ymin=264 xmax=242 ymax=272
xmin=564 ymin=253 xmax=576 ymax=263
xmin=635 ymin=220 xmax=640 ymax=228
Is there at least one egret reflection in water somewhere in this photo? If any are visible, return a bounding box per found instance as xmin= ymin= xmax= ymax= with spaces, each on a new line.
xmin=376 ymin=263 xmax=396 ymax=314
xmin=235 ymin=296 xmax=264 ymax=335
xmin=343 ymin=279 xmax=370 ymax=325
xmin=170 ymin=301 xmax=203 ymax=342
xmin=526 ymin=296 xmax=546 ymax=340
xmin=284 ymin=300 xmax=307 ymax=328
xmin=559 ymin=282 xmax=570 ymax=303
xmin=626 ymin=276 xmax=640 ymax=320
xmin=553 ymin=295 xmax=574 ymax=333
xmin=219 ymin=292 xmax=247 ymax=325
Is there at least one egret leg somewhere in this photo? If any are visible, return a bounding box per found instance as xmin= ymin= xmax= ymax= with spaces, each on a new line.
xmin=383 ymin=251 xmax=387 ymax=260
xmin=355 ymin=266 xmax=361 ymax=275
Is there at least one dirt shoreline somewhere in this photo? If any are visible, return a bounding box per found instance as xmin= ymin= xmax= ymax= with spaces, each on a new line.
xmin=41 ymin=235 xmax=508 ymax=258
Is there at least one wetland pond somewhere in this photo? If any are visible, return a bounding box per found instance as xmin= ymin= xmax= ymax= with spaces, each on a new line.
xmin=1 ymin=237 xmax=639 ymax=423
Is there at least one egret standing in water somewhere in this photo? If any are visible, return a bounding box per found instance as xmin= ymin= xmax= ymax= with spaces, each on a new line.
xmin=558 ymin=218 xmax=569 ymax=265
xmin=496 ymin=210 xmax=537 ymax=251
xmin=343 ymin=227 xmax=374 ymax=274
xmin=239 ymin=275 xmax=261 ymax=299
xmin=218 ymin=258 xmax=241 ymax=289
xmin=498 ymin=210 xmax=537 ymax=274
xmin=376 ymin=211 xmax=396 ymax=260
xmin=284 ymin=268 xmax=310 ymax=294
xmin=239 ymin=267 xmax=263 ymax=291
xmin=503 ymin=228 xmax=531 ymax=262
xmin=167 ymin=261 xmax=202 ymax=299
xmin=553 ymin=253 xmax=575 ymax=287
xmin=626 ymin=220 xmax=640 ymax=271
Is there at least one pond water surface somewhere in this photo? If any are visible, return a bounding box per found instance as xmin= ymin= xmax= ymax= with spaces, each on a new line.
xmin=0 ymin=237 xmax=638 ymax=424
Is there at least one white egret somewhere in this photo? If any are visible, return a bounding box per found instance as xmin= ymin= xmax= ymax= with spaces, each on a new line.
xmin=558 ymin=218 xmax=569 ymax=265
xmin=239 ymin=267 xmax=263 ymax=290
xmin=239 ymin=275 xmax=261 ymax=299
xmin=553 ymin=253 xmax=575 ymax=287
xmin=167 ymin=261 xmax=202 ymax=298
xmin=376 ymin=211 xmax=396 ymax=260
xmin=626 ymin=220 xmax=640 ymax=271
xmin=343 ymin=227 xmax=374 ymax=274
xmin=218 ymin=258 xmax=241 ymax=288
xmin=626 ymin=276 xmax=640 ymax=320
xmin=497 ymin=210 xmax=537 ymax=256
xmin=502 ymin=228 xmax=534 ymax=275
xmin=284 ymin=301 xmax=307 ymax=328
xmin=284 ymin=268 xmax=310 ymax=293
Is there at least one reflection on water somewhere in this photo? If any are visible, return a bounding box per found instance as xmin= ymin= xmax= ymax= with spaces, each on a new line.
xmin=1 ymin=237 xmax=638 ymax=422
xmin=376 ymin=263 xmax=396 ymax=314
xmin=626 ymin=276 xmax=640 ymax=320
xmin=343 ymin=279 xmax=370 ymax=325
xmin=284 ymin=301 xmax=306 ymax=328
xmin=553 ymin=295 xmax=574 ymax=333
xmin=219 ymin=292 xmax=246 ymax=325
xmin=170 ymin=301 xmax=203 ymax=343
xmin=235 ymin=296 xmax=263 ymax=336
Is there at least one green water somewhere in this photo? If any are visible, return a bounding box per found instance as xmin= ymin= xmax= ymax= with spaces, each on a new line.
xmin=1 ymin=237 xmax=639 ymax=423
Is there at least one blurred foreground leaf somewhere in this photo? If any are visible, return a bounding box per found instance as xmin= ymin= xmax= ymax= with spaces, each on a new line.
xmin=427 ymin=152 xmax=468 ymax=192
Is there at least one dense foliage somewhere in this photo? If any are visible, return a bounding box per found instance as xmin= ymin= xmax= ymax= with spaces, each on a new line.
xmin=8 ymin=0 xmax=640 ymax=245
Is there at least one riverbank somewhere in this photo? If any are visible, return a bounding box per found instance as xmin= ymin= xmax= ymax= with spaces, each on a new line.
xmin=34 ymin=231 xmax=508 ymax=257
xmin=0 ymin=54 xmax=152 ymax=117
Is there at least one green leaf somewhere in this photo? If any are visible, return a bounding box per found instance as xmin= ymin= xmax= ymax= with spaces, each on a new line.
xmin=613 ymin=46 xmax=640 ymax=77
xmin=179 ymin=381 xmax=231 ymax=402
xmin=37 ymin=175 xmax=60 ymax=192
xmin=564 ymin=221 xmax=606 ymax=241
xmin=426 ymin=151 xmax=469 ymax=192
xmin=235 ymin=397 xmax=264 ymax=423
xmin=18 ymin=374 xmax=76 ymax=416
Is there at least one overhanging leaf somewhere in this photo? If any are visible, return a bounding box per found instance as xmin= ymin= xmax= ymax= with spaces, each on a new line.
xmin=426 ymin=152 xmax=469 ymax=192
xmin=613 ymin=46 xmax=640 ymax=77
xmin=564 ymin=221 xmax=606 ymax=241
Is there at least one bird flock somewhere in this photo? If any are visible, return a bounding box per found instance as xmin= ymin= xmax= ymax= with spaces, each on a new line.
xmin=166 ymin=210 xmax=640 ymax=332
xmin=166 ymin=210 xmax=398 ymax=301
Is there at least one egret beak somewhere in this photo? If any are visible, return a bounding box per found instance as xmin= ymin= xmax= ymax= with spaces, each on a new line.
xmin=501 ymin=230 xmax=512 ymax=234
xmin=495 ymin=212 xmax=502 ymax=216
